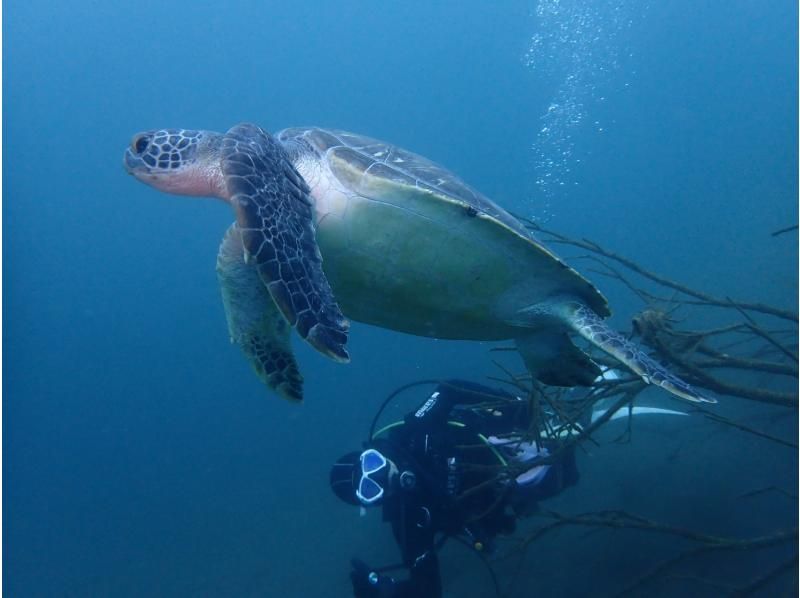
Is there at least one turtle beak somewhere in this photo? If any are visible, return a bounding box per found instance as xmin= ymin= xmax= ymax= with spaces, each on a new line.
xmin=123 ymin=148 xmax=144 ymax=174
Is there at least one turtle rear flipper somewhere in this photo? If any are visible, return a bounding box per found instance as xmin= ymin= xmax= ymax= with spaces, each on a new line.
xmin=217 ymin=224 xmax=303 ymax=401
xmin=514 ymin=297 xmax=714 ymax=403
xmin=565 ymin=301 xmax=714 ymax=403
xmin=221 ymin=123 xmax=350 ymax=362
xmin=515 ymin=332 xmax=600 ymax=387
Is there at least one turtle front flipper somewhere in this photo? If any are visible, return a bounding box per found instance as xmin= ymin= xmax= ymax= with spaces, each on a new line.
xmin=217 ymin=224 xmax=303 ymax=401
xmin=562 ymin=300 xmax=715 ymax=404
xmin=220 ymin=123 xmax=350 ymax=362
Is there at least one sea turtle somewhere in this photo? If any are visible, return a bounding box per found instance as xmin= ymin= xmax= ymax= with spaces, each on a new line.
xmin=123 ymin=123 xmax=713 ymax=404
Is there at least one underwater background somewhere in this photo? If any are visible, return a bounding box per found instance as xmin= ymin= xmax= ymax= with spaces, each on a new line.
xmin=4 ymin=0 xmax=798 ymax=596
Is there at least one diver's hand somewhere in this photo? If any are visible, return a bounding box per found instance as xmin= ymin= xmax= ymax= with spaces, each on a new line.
xmin=350 ymin=559 xmax=396 ymax=597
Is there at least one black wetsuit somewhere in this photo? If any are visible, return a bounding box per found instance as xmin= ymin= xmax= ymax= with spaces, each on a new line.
xmin=351 ymin=380 xmax=578 ymax=598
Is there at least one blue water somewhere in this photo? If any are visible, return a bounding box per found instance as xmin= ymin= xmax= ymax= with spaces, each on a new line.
xmin=4 ymin=1 xmax=797 ymax=596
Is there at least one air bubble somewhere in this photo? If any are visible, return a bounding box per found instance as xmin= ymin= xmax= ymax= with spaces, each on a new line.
xmin=525 ymin=0 xmax=637 ymax=222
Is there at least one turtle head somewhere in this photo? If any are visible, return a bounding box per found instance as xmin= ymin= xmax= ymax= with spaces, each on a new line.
xmin=124 ymin=128 xmax=227 ymax=198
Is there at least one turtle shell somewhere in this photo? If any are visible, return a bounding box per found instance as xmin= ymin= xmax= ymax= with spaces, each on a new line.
xmin=278 ymin=127 xmax=610 ymax=332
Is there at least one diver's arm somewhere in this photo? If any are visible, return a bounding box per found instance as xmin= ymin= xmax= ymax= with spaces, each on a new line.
xmin=386 ymin=504 xmax=442 ymax=597
xmin=389 ymin=550 xmax=442 ymax=597
xmin=350 ymin=496 xmax=442 ymax=597
xmin=350 ymin=540 xmax=441 ymax=598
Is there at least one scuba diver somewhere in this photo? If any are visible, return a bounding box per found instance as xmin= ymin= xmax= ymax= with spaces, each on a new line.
xmin=329 ymin=379 xmax=581 ymax=598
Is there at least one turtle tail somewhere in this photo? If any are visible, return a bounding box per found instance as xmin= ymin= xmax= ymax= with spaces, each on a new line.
xmin=557 ymin=299 xmax=715 ymax=404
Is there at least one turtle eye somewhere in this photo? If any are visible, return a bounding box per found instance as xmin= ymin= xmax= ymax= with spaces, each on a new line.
xmin=132 ymin=135 xmax=150 ymax=155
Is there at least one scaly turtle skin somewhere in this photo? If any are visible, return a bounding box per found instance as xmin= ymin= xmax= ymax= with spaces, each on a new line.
xmin=123 ymin=123 xmax=713 ymax=404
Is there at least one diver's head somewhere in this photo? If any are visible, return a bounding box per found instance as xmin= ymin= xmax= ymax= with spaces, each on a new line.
xmin=330 ymin=448 xmax=406 ymax=507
